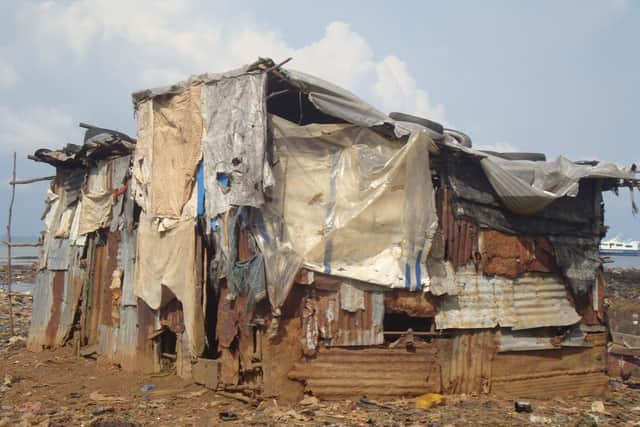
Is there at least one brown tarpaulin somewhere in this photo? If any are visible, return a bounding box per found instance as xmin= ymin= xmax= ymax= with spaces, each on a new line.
xmin=150 ymin=85 xmax=203 ymax=219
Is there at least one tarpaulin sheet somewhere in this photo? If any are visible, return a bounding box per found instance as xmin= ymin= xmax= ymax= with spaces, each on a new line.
xmin=134 ymin=210 xmax=204 ymax=356
xmin=150 ymin=85 xmax=203 ymax=219
xmin=477 ymin=153 xmax=634 ymax=215
xmin=253 ymin=115 xmax=438 ymax=309
xmin=202 ymin=73 xmax=272 ymax=217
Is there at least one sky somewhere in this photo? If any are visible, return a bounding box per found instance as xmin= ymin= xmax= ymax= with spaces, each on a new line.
xmin=0 ymin=0 xmax=638 ymax=239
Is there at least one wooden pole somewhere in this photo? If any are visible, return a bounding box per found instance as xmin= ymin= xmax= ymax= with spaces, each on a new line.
xmin=9 ymin=175 xmax=55 ymax=185
xmin=6 ymin=152 xmax=16 ymax=336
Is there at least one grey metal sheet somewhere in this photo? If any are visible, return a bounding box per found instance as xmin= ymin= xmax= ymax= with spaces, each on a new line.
xmin=435 ymin=270 xmax=581 ymax=330
xmin=27 ymin=270 xmax=54 ymax=350
xmin=46 ymin=238 xmax=72 ymax=271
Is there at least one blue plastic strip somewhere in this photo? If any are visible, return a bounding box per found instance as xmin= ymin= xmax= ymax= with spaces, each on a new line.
xmin=196 ymin=161 xmax=205 ymax=216
xmin=405 ymin=262 xmax=411 ymax=290
xmin=415 ymin=249 xmax=423 ymax=291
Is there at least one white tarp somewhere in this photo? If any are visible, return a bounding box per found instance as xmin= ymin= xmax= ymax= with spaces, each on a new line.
xmin=254 ymin=115 xmax=439 ymax=309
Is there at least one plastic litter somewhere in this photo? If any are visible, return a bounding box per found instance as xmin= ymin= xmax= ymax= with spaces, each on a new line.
xmin=415 ymin=393 xmax=444 ymax=409
xmin=140 ymin=384 xmax=156 ymax=393
xmin=515 ymin=400 xmax=533 ymax=413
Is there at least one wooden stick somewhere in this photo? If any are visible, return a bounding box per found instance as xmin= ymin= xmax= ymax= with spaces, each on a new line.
xmin=6 ymin=152 xmax=16 ymax=336
xmin=9 ymin=176 xmax=55 ymax=185
xmin=1 ymin=241 xmax=41 ymax=247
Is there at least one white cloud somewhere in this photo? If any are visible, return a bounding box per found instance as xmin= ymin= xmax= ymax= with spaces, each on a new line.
xmin=0 ymin=60 xmax=18 ymax=89
xmin=0 ymin=105 xmax=74 ymax=154
xmin=19 ymin=1 xmax=444 ymax=121
xmin=374 ymin=56 xmax=446 ymax=123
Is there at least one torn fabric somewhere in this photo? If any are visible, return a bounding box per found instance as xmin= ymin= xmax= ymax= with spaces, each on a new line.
xmin=134 ymin=210 xmax=204 ymax=356
xmin=77 ymin=160 xmax=114 ymax=235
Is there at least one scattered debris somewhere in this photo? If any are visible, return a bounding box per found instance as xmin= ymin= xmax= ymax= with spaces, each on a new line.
xmin=139 ymin=384 xmax=156 ymax=393
xmin=514 ymin=400 xmax=533 ymax=413
xmin=16 ymin=401 xmax=42 ymax=413
xmin=89 ymin=391 xmax=126 ymax=403
xmin=416 ymin=393 xmax=444 ymax=410
xmin=218 ymin=411 xmax=239 ymax=421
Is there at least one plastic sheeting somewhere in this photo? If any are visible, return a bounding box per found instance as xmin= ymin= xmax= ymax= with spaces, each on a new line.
xmin=253 ymin=115 xmax=438 ymax=310
xmin=479 ymin=155 xmax=634 ymax=215
xmin=150 ymin=85 xmax=203 ymax=219
xmin=201 ymin=73 xmax=273 ymax=217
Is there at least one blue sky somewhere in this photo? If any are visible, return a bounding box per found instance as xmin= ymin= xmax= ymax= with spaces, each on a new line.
xmin=0 ymin=0 xmax=638 ymax=238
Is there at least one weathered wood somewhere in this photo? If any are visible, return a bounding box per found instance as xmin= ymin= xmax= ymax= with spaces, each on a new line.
xmin=1 ymin=241 xmax=41 ymax=247
xmin=9 ymin=175 xmax=55 ymax=185
xmin=5 ymin=152 xmax=16 ymax=336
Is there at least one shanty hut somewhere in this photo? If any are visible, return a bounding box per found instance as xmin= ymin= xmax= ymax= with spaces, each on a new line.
xmin=28 ymin=58 xmax=638 ymax=401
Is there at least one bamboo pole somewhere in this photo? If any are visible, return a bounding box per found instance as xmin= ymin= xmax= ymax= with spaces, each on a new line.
xmin=1 ymin=241 xmax=41 ymax=247
xmin=9 ymin=176 xmax=55 ymax=185
xmin=5 ymin=152 xmax=16 ymax=336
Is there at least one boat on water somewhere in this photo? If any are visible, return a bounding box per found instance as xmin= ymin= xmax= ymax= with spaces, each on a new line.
xmin=599 ymin=238 xmax=640 ymax=256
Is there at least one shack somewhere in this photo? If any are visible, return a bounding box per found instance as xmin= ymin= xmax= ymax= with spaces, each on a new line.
xmin=27 ymin=58 xmax=639 ymax=401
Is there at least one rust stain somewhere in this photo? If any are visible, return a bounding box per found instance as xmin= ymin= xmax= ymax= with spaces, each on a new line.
xmin=100 ymin=231 xmax=120 ymax=327
xmin=136 ymin=297 xmax=158 ymax=374
xmin=438 ymin=185 xmax=478 ymax=269
xmin=289 ymin=344 xmax=441 ymax=400
xmin=45 ymin=271 xmax=65 ymax=348
xmin=443 ymin=330 xmax=496 ymax=394
xmin=309 ymin=284 xmax=383 ymax=348
xmin=160 ymin=298 xmax=185 ymax=334
xmin=491 ymin=332 xmax=607 ymax=397
xmin=384 ymin=289 xmax=436 ymax=317
xmin=480 ymin=230 xmax=557 ymax=278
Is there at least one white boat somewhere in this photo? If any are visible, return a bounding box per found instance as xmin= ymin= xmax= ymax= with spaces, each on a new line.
xmin=599 ymin=238 xmax=640 ymax=256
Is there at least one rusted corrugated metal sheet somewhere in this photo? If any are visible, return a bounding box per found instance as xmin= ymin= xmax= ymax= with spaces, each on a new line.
xmin=305 ymin=284 xmax=384 ymax=349
xmin=384 ymin=289 xmax=436 ymax=317
xmin=442 ymin=329 xmax=495 ymax=394
xmin=608 ymin=353 xmax=640 ymax=379
xmin=439 ymin=185 xmax=478 ymax=269
xmin=436 ymin=270 xmax=581 ymax=330
xmin=289 ymin=344 xmax=441 ymax=399
xmin=479 ymin=230 xmax=557 ymax=278
xmin=491 ymin=332 xmax=607 ymax=397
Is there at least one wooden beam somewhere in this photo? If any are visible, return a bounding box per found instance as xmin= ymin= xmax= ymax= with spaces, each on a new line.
xmin=1 ymin=241 xmax=41 ymax=247
xmin=9 ymin=175 xmax=55 ymax=185
xmin=5 ymin=152 xmax=16 ymax=336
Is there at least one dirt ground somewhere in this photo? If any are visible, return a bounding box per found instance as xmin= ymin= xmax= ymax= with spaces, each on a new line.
xmin=1 ymin=271 xmax=639 ymax=426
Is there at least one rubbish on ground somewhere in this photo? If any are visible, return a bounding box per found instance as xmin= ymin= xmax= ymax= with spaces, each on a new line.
xmin=415 ymin=393 xmax=444 ymax=410
xmin=514 ymin=400 xmax=533 ymax=413
xmin=299 ymin=395 xmax=319 ymax=406
xmin=89 ymin=391 xmax=126 ymax=402
xmin=140 ymin=384 xmax=156 ymax=393
xmin=16 ymin=401 xmax=42 ymax=413
xmin=219 ymin=411 xmax=239 ymax=421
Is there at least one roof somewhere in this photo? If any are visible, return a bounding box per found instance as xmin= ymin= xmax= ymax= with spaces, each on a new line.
xmin=29 ymin=124 xmax=135 ymax=168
